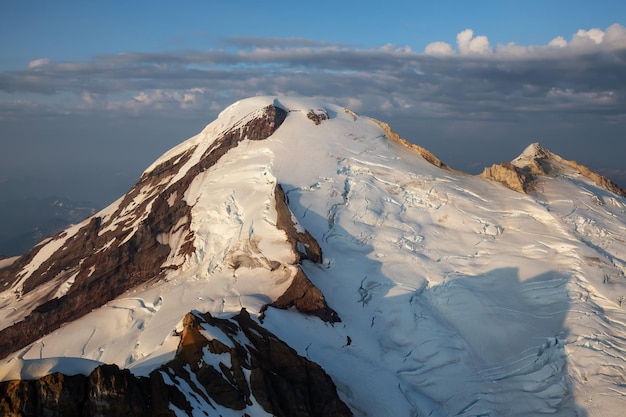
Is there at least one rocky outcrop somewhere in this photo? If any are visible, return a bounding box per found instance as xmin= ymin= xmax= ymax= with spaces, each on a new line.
xmin=266 ymin=267 xmax=341 ymax=323
xmin=370 ymin=118 xmax=460 ymax=173
xmin=266 ymin=184 xmax=340 ymax=322
xmin=494 ymin=142 xmax=626 ymax=196
xmin=542 ymin=150 xmax=626 ymax=197
xmin=479 ymin=162 xmax=533 ymax=193
xmin=572 ymin=163 xmax=626 ymax=197
xmin=306 ymin=109 xmax=329 ymax=125
xmin=0 ymin=365 xmax=173 ymax=417
xmin=274 ymin=184 xmax=322 ymax=264
xmin=0 ymin=309 xmax=352 ymax=416
xmin=168 ymin=309 xmax=352 ymax=416
xmin=0 ymin=105 xmax=289 ymax=361
xmin=0 ymin=372 xmax=88 ymax=417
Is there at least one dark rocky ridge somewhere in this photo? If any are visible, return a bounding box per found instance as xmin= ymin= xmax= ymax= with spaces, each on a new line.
xmin=0 ymin=309 xmax=352 ymax=417
xmin=0 ymin=105 xmax=288 ymax=360
xmin=263 ymin=184 xmax=340 ymax=323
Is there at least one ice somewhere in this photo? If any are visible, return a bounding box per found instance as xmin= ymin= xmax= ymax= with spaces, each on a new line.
xmin=1 ymin=96 xmax=625 ymax=416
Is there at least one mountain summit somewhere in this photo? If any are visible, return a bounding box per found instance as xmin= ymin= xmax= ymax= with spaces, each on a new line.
xmin=1 ymin=97 xmax=626 ymax=416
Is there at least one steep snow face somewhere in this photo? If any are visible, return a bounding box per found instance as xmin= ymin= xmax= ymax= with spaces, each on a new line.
xmin=1 ymin=96 xmax=626 ymax=416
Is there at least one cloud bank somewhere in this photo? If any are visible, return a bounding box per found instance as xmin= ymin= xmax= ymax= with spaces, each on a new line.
xmin=2 ymin=24 xmax=626 ymax=205
xmin=1 ymin=24 xmax=624 ymax=126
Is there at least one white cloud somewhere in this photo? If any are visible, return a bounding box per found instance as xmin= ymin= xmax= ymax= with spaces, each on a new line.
xmin=424 ymin=41 xmax=454 ymax=55
xmin=549 ymin=24 xmax=626 ymax=51
xmin=424 ymin=29 xmax=495 ymax=56
xmin=604 ymin=23 xmax=626 ymax=49
xmin=457 ymin=29 xmax=492 ymax=55
xmin=112 ymin=88 xmax=213 ymax=114
xmin=424 ymin=24 xmax=626 ymax=57
xmin=27 ymin=58 xmax=50 ymax=69
xmin=2 ymin=24 xmax=626 ymax=127
xmin=379 ymin=43 xmax=413 ymax=53
xmin=548 ymin=36 xmax=567 ymax=48
xmin=495 ymin=42 xmax=534 ymax=57
xmin=571 ymin=28 xmax=605 ymax=47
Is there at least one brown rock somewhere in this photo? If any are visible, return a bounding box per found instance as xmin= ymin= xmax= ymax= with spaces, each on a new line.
xmin=369 ymin=118 xmax=460 ymax=173
xmin=306 ymin=109 xmax=329 ymax=125
xmin=0 ymin=308 xmax=351 ymax=416
xmin=268 ymin=267 xmax=340 ymax=323
xmin=479 ymin=162 xmax=532 ymax=193
xmin=274 ymin=184 xmax=322 ymax=263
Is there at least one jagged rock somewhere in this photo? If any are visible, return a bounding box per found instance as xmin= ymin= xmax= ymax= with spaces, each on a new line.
xmin=545 ymin=151 xmax=626 ymax=197
xmin=169 ymin=313 xmax=249 ymax=410
xmin=211 ymin=309 xmax=350 ymax=416
xmin=0 ymin=367 xmax=172 ymax=417
xmin=267 ymin=267 xmax=340 ymax=323
xmin=0 ymin=379 xmax=37 ymax=417
xmin=274 ymin=184 xmax=322 ymax=263
xmin=37 ymin=373 xmax=87 ymax=417
xmin=573 ymin=163 xmax=626 ymax=197
xmin=268 ymin=183 xmax=339 ymax=322
xmin=370 ymin=118 xmax=459 ymax=173
xmin=306 ymin=109 xmax=329 ymax=125
xmin=0 ymin=309 xmax=351 ymax=416
xmin=84 ymin=365 xmax=150 ymax=417
xmin=474 ymin=142 xmax=612 ymax=193
xmin=480 ymin=162 xmax=532 ymax=193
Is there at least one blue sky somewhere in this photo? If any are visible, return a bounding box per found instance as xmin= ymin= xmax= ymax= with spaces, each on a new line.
xmin=2 ymin=0 xmax=624 ymax=67
xmin=1 ymin=1 xmax=626 ymax=204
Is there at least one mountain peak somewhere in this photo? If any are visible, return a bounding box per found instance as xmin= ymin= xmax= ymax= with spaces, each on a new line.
xmin=2 ymin=96 xmax=626 ymax=416
xmin=480 ymin=141 xmax=626 ymax=196
xmin=513 ymin=142 xmax=550 ymax=166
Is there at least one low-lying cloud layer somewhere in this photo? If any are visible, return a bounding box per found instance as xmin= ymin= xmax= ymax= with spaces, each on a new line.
xmin=2 ymin=24 xmax=624 ymax=123
xmin=1 ymin=25 xmax=626 ymax=204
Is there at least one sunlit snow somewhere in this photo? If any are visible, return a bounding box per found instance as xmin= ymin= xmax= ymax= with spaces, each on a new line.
xmin=1 ymin=96 xmax=625 ymax=416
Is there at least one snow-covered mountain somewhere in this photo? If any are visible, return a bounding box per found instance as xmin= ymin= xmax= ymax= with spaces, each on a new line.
xmin=1 ymin=96 xmax=625 ymax=416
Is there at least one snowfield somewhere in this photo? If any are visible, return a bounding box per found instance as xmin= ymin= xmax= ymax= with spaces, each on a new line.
xmin=1 ymin=96 xmax=625 ymax=416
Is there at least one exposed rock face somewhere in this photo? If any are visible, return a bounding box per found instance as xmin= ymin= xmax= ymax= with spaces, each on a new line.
xmin=521 ymin=143 xmax=626 ymax=197
xmin=572 ymin=163 xmax=626 ymax=197
xmin=268 ymin=267 xmax=341 ymax=323
xmin=306 ymin=109 xmax=329 ymax=125
xmin=479 ymin=162 xmax=532 ymax=193
xmin=274 ymin=184 xmax=322 ymax=264
xmin=167 ymin=309 xmax=352 ymax=416
xmin=0 ymin=105 xmax=288 ymax=360
xmin=480 ymin=142 xmax=626 ymax=196
xmin=0 ymin=309 xmax=352 ymax=416
xmin=370 ymin=118 xmax=459 ymax=173
xmin=266 ymin=184 xmax=339 ymax=322
xmin=0 ymin=366 xmax=171 ymax=417
xmin=0 ymin=373 xmax=82 ymax=417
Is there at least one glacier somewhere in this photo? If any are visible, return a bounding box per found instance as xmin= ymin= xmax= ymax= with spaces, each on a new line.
xmin=1 ymin=96 xmax=625 ymax=416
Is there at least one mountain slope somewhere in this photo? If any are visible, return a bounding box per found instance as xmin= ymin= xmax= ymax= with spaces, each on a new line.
xmin=1 ymin=96 xmax=626 ymax=416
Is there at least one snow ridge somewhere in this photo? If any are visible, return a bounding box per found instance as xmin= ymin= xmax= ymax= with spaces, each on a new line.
xmin=1 ymin=96 xmax=626 ymax=417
